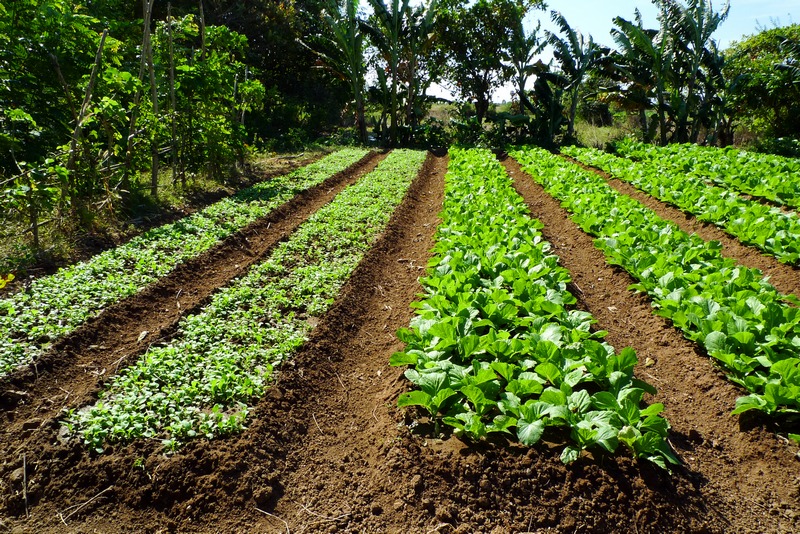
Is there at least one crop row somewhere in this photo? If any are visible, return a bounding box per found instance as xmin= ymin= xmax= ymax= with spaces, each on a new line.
xmin=614 ymin=139 xmax=800 ymax=209
xmin=64 ymin=149 xmax=427 ymax=452
xmin=0 ymin=148 xmax=369 ymax=377
xmin=511 ymin=146 xmax=800 ymax=417
xmin=392 ymin=148 xmax=678 ymax=469
xmin=563 ymin=146 xmax=800 ymax=265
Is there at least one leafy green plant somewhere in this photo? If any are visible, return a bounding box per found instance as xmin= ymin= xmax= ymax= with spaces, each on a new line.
xmin=614 ymin=139 xmax=800 ymax=209
xmin=392 ymin=147 xmax=678 ymax=470
xmin=563 ymin=145 xmax=800 ymax=265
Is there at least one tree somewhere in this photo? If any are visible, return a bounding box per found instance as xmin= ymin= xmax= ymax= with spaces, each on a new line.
xmin=664 ymin=0 xmax=730 ymax=143
xmin=304 ymin=0 xmax=368 ymax=142
xmin=362 ymin=0 xmax=440 ymax=146
xmin=546 ymin=11 xmax=608 ymax=139
xmin=398 ymin=0 xmax=440 ymax=143
xmin=609 ymin=10 xmax=673 ymax=144
xmin=362 ymin=0 xmax=405 ymax=146
xmin=435 ymin=0 xmax=523 ymax=125
xmin=724 ymin=24 xmax=800 ymax=140
xmin=508 ymin=12 xmax=546 ymax=117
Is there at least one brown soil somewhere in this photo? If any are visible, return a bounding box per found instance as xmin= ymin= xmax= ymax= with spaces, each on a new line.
xmin=562 ymin=154 xmax=800 ymax=298
xmin=502 ymin=155 xmax=800 ymax=533
xmin=1 ymin=151 xmax=798 ymax=533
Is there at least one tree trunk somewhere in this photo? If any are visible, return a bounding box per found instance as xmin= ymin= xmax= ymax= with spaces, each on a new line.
xmin=357 ymin=95 xmax=367 ymax=144
xmin=198 ymin=0 xmax=207 ymax=61
xmin=639 ymin=108 xmax=649 ymax=142
xmin=567 ymin=87 xmax=579 ymax=138
xmin=168 ymin=3 xmax=179 ymax=186
xmin=28 ymin=185 xmax=39 ymax=251
xmin=147 ymin=7 xmax=159 ymax=198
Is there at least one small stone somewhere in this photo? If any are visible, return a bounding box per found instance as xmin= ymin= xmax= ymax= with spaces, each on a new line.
xmin=21 ymin=419 xmax=41 ymax=431
xmin=9 ymin=467 xmax=24 ymax=485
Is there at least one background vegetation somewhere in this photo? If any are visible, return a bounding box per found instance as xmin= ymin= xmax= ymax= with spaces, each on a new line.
xmin=2 ymin=0 xmax=798 ymax=272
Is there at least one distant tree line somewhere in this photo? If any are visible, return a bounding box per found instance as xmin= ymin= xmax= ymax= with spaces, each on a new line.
xmin=2 ymin=0 xmax=799 ymax=251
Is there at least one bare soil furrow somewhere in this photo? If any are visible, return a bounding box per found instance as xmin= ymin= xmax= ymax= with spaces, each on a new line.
xmin=561 ymin=154 xmax=800 ymax=299
xmin=503 ymin=155 xmax=800 ymax=534
xmin=0 ymin=151 xmax=385 ymax=445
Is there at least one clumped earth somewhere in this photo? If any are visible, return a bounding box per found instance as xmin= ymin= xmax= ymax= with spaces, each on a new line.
xmin=1 ymin=152 xmax=798 ymax=533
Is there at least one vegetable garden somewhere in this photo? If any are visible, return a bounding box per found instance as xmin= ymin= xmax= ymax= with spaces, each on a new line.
xmin=0 ymin=144 xmax=798 ymax=532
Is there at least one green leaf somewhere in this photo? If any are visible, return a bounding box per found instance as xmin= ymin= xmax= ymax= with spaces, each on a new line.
xmin=487 ymin=414 xmax=517 ymax=434
xmin=517 ymin=419 xmax=545 ymax=446
xmin=560 ymin=446 xmax=581 ymax=464
xmin=535 ymin=362 xmax=563 ymax=386
xmin=731 ymin=394 xmax=768 ymax=415
xmin=704 ymin=331 xmax=728 ymax=353
xmin=389 ymin=351 xmax=418 ymax=366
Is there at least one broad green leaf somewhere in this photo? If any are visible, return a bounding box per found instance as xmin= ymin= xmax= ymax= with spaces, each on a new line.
xmin=517 ymin=418 xmax=545 ymax=446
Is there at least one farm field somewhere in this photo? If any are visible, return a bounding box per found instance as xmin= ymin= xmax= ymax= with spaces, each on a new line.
xmin=0 ymin=148 xmax=799 ymax=533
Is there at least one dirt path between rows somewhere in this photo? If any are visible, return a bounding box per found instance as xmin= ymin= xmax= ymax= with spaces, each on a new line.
xmin=503 ymin=156 xmax=800 ymax=533
xmin=562 ymin=155 xmax=800 ymax=298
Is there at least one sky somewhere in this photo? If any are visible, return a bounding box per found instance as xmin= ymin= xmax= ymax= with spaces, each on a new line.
xmin=429 ymin=0 xmax=799 ymax=101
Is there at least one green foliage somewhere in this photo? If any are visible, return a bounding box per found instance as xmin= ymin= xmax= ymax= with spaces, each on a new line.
xmin=303 ymin=0 xmax=367 ymax=142
xmin=65 ymin=149 xmax=426 ymax=452
xmin=546 ymin=12 xmax=608 ymax=138
xmin=393 ymin=148 xmax=678 ymax=470
xmin=0 ymin=149 xmax=368 ymax=376
xmin=566 ymin=146 xmax=800 ymax=265
xmin=724 ymin=24 xmax=800 ymax=140
xmin=512 ymin=146 xmax=800 ymax=416
xmin=614 ymin=140 xmax=800 ymax=209
xmin=435 ymin=0 xmax=531 ymax=125
xmin=606 ymin=0 xmax=731 ymax=145
xmin=362 ymin=0 xmax=441 ymax=146
xmin=0 ymin=0 xmax=266 ymax=250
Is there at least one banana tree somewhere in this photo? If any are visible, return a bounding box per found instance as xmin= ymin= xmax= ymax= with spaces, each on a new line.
xmin=362 ymin=0 xmax=406 ymax=146
xmin=399 ymin=0 xmax=439 ymax=144
xmin=508 ymin=13 xmax=546 ymax=117
xmin=302 ymin=0 xmax=367 ymax=143
xmin=663 ymin=0 xmax=729 ymax=143
xmin=609 ymin=11 xmax=673 ymax=144
xmin=546 ymin=11 xmax=607 ymax=138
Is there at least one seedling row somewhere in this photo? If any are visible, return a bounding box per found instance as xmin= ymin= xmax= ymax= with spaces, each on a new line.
xmin=511 ymin=146 xmax=800 ymax=417
xmin=392 ymin=148 xmax=677 ymax=469
xmin=65 ymin=149 xmax=427 ymax=452
xmin=563 ymin=146 xmax=800 ymax=265
xmin=0 ymin=148 xmax=369 ymax=377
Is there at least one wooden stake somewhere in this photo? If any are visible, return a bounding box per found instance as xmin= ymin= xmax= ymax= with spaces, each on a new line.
xmin=168 ymin=3 xmax=179 ymax=186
